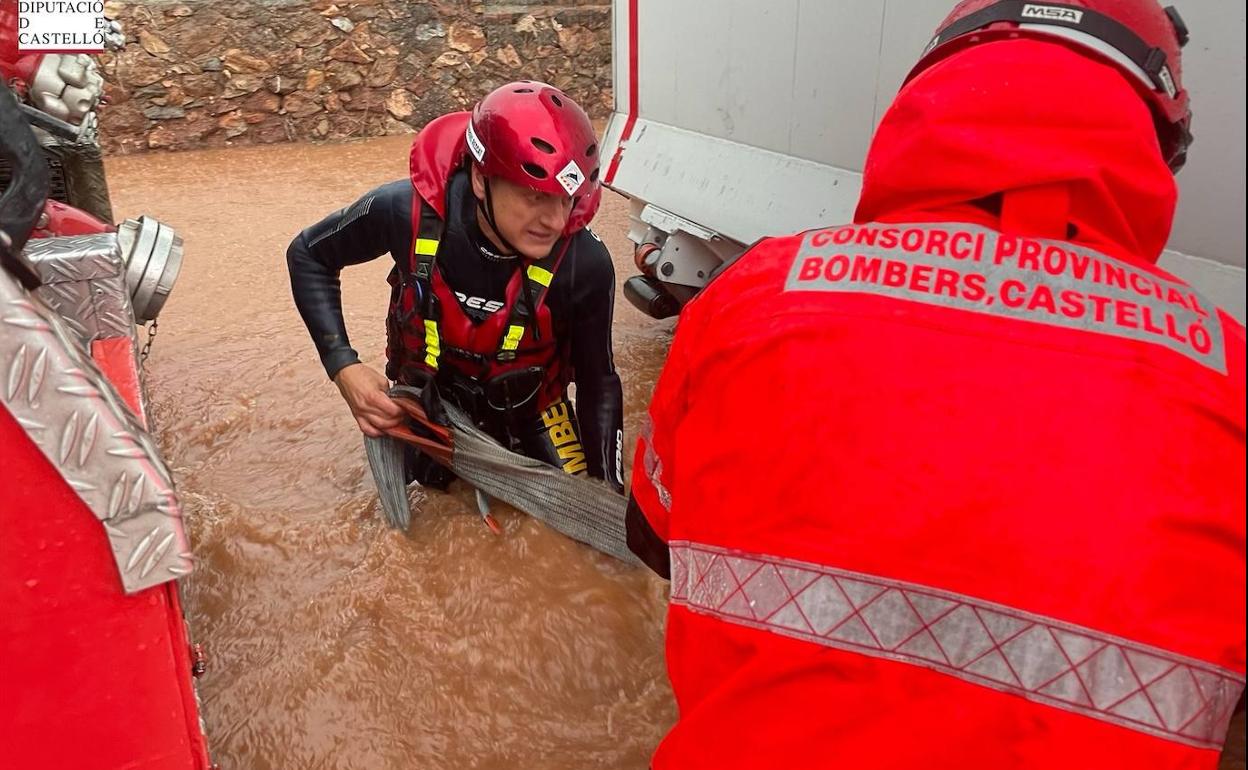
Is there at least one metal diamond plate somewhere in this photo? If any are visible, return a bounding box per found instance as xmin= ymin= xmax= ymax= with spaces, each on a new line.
xmin=1 ymin=267 xmax=191 ymax=593
xmin=24 ymin=234 xmax=121 ymax=282
xmin=26 ymin=233 xmax=137 ymax=348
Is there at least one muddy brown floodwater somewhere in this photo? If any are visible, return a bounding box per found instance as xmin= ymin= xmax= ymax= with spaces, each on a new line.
xmin=105 ymin=134 xmax=677 ymax=770
xmin=104 ymin=136 xmax=1245 ymax=769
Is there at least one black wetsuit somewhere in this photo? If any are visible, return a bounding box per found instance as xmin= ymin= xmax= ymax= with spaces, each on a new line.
xmin=287 ymin=170 xmax=624 ymax=491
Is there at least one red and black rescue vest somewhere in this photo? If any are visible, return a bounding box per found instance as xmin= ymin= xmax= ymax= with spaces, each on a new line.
xmin=385 ymin=197 xmax=570 ymax=411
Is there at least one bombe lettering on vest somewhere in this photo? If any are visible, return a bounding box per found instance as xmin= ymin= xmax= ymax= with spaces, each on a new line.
xmin=541 ymin=401 xmax=588 ymax=474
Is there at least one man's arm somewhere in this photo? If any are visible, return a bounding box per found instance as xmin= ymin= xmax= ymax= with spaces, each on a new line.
xmin=567 ymin=231 xmax=625 ymax=493
xmin=627 ymin=290 xmax=702 ymax=578
xmin=285 ymin=180 xmax=411 ymax=379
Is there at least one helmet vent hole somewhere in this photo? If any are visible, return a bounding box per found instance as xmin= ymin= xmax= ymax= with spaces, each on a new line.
xmin=549 ymin=94 xmax=564 ymax=107
xmin=531 ymin=137 xmax=556 ymax=154
xmin=514 ymin=88 xmax=535 ymax=94
xmin=522 ymin=163 xmax=549 ymax=179
xmin=590 ymin=167 xmax=600 ymax=182
xmin=585 ymin=143 xmax=598 ymax=157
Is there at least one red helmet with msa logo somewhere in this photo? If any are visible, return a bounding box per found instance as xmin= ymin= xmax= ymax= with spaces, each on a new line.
xmin=466 ymin=81 xmax=602 ymax=232
xmin=908 ymin=0 xmax=1193 ymax=171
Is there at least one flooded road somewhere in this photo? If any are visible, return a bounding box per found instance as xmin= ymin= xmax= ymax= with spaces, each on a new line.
xmin=103 ymin=137 xmax=1245 ymax=768
xmin=105 ymin=135 xmax=677 ymax=769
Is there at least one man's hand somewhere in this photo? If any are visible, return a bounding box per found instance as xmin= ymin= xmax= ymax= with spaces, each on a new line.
xmin=333 ymin=363 xmax=404 ymax=437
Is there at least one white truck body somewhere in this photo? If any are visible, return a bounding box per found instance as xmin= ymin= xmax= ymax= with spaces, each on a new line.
xmin=601 ymin=0 xmax=1246 ymax=321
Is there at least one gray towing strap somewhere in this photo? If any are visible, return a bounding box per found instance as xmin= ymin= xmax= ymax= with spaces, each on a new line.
xmin=363 ymin=433 xmax=411 ymax=531
xmin=367 ymin=384 xmax=638 ymax=565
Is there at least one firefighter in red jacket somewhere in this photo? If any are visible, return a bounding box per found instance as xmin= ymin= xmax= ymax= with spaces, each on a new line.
xmin=628 ymin=2 xmax=1245 ymax=767
xmin=288 ymin=82 xmax=624 ymax=492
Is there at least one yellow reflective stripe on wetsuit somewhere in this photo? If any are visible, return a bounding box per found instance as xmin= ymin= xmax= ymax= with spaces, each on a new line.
xmin=423 ymin=319 xmax=440 ymax=368
xmin=413 ymin=232 xmax=441 ymax=367
xmin=501 ymin=323 xmax=525 ymax=351
xmin=526 ymin=265 xmax=554 ymax=287
xmin=499 ymin=266 xmax=555 ymax=352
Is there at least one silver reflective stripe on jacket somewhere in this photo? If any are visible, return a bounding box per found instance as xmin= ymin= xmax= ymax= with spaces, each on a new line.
xmin=669 ymin=541 xmax=1244 ymax=750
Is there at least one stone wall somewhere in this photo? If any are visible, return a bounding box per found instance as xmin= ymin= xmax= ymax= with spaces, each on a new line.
xmin=96 ymin=0 xmax=612 ymax=153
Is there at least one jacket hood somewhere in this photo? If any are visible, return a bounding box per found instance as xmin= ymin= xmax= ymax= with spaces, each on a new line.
xmin=855 ymin=39 xmax=1177 ymax=263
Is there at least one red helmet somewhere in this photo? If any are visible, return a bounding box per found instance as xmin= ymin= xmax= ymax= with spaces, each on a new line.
xmin=467 ymin=81 xmax=602 ymax=219
xmin=908 ymin=0 xmax=1192 ymax=171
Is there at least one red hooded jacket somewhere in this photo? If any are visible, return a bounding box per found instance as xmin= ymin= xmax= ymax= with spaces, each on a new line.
xmin=631 ymin=40 xmax=1245 ymax=769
